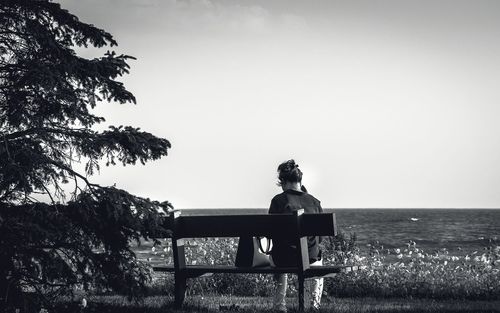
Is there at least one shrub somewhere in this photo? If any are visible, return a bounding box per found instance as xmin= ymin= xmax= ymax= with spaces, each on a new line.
xmin=144 ymin=234 xmax=500 ymax=300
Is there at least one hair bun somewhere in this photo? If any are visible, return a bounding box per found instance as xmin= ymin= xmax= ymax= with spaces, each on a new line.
xmin=287 ymin=159 xmax=298 ymax=170
xmin=277 ymin=159 xmax=303 ymax=185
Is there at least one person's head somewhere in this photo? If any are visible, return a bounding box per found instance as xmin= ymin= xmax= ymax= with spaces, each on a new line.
xmin=277 ymin=159 xmax=303 ymax=191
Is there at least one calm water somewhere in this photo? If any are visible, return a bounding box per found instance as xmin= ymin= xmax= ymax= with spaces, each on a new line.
xmin=181 ymin=208 xmax=500 ymax=255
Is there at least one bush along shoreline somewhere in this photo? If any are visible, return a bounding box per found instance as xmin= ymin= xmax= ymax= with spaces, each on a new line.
xmin=139 ymin=233 xmax=500 ymax=300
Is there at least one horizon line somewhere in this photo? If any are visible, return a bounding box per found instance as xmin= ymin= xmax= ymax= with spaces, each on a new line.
xmin=179 ymin=207 xmax=500 ymax=210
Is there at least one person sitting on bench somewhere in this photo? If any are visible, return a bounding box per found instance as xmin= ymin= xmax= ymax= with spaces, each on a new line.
xmin=269 ymin=159 xmax=324 ymax=311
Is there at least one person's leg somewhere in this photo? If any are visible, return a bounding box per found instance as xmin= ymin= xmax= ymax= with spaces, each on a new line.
xmin=304 ymin=259 xmax=324 ymax=310
xmin=274 ymin=273 xmax=288 ymax=311
xmin=270 ymin=256 xmax=287 ymax=312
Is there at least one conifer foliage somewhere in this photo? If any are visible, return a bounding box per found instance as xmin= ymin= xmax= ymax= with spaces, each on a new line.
xmin=0 ymin=0 xmax=172 ymax=309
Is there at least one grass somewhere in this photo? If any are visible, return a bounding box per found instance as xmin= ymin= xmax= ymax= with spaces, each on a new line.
xmin=55 ymin=295 xmax=500 ymax=313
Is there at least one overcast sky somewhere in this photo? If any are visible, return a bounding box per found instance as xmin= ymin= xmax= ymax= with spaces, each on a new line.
xmin=60 ymin=0 xmax=500 ymax=209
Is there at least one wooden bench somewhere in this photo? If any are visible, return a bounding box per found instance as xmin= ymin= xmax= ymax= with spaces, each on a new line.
xmin=153 ymin=209 xmax=358 ymax=311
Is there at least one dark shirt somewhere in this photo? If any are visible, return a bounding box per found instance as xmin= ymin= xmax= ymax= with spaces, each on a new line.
xmin=268 ymin=189 xmax=323 ymax=266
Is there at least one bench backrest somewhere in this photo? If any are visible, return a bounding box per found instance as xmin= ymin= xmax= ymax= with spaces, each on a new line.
xmin=166 ymin=210 xmax=337 ymax=238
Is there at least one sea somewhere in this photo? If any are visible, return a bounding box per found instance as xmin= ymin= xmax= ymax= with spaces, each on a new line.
xmin=181 ymin=208 xmax=500 ymax=256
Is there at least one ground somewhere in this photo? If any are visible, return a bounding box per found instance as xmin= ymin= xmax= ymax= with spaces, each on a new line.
xmin=62 ymin=295 xmax=500 ymax=313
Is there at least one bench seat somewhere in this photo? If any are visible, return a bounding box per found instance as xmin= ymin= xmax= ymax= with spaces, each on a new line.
xmin=153 ymin=264 xmax=359 ymax=278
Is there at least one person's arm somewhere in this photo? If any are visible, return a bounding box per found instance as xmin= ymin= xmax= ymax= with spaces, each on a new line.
xmin=317 ymin=200 xmax=324 ymax=243
xmin=269 ymin=197 xmax=277 ymax=214
xmin=269 ymin=196 xmax=286 ymax=214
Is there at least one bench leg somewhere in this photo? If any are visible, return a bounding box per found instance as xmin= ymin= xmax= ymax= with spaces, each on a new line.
xmin=174 ymin=273 xmax=187 ymax=308
xmin=298 ymin=275 xmax=305 ymax=312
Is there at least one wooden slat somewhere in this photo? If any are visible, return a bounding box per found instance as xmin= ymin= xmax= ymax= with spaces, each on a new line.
xmin=304 ymin=265 xmax=359 ymax=277
xmin=166 ymin=213 xmax=337 ymax=238
xmin=154 ymin=265 xmax=299 ymax=274
xmin=153 ymin=264 xmax=360 ymax=277
xmin=185 ymin=265 xmax=300 ymax=277
xmin=300 ymin=213 xmax=338 ymax=237
xmin=153 ymin=265 xmax=175 ymax=272
xmin=175 ymin=214 xmax=295 ymax=238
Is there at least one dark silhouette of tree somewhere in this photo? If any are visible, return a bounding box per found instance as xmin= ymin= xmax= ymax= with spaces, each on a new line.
xmin=0 ymin=0 xmax=172 ymax=310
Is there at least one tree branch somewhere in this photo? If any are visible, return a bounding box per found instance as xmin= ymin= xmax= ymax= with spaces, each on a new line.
xmin=45 ymin=157 xmax=99 ymax=191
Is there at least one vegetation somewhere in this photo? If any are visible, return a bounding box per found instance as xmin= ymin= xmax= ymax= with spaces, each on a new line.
xmin=141 ymin=234 xmax=500 ymax=300
xmin=0 ymin=0 xmax=171 ymax=311
xmin=325 ymin=238 xmax=500 ymax=300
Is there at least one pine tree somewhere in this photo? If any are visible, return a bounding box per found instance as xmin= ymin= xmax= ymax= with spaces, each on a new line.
xmin=0 ymin=0 xmax=172 ymax=309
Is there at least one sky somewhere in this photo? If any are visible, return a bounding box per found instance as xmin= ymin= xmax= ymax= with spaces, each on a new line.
xmin=59 ymin=0 xmax=500 ymax=209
